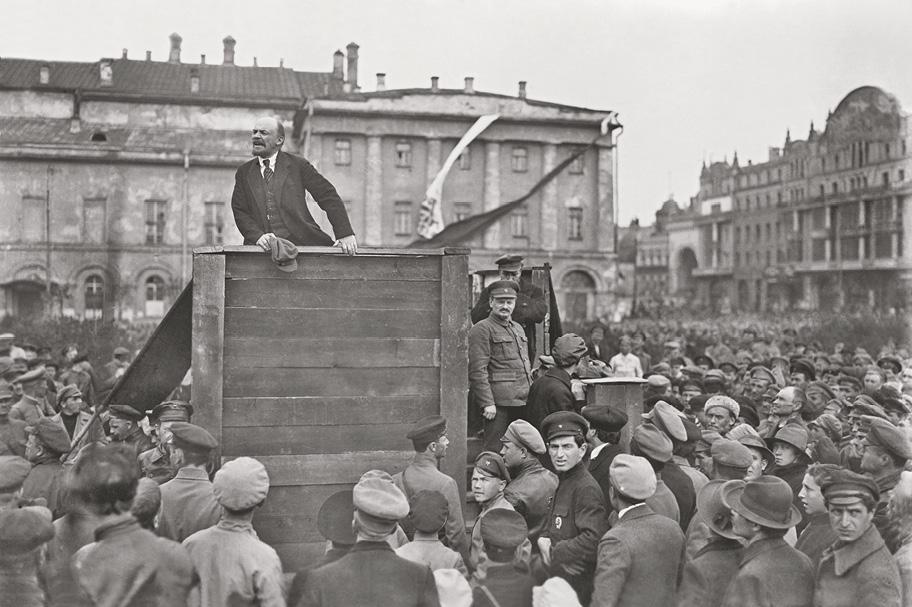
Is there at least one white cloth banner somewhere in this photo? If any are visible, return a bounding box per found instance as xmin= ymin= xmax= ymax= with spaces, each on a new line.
xmin=416 ymin=114 xmax=500 ymax=239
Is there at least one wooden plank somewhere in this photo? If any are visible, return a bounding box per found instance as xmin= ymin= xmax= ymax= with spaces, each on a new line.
xmin=199 ymin=245 xmax=456 ymax=257
xmin=191 ymin=254 xmax=226 ymax=459
xmin=273 ymin=542 xmax=328 ymax=573
xmin=224 ymin=338 xmax=440 ymax=369
xmin=225 ymin=254 xmax=441 ymax=281
xmin=223 ymin=366 xmax=440 ymax=398
xmin=438 ymin=254 xmax=470 ymax=507
xmin=227 ymin=452 xmax=414 ymax=486
xmin=225 ymin=278 xmax=440 ymax=310
xmin=223 ymin=396 xmax=438 ymax=427
xmin=224 ymin=308 xmax=440 ymax=339
xmin=257 ymin=484 xmax=352 ymax=515
xmin=222 ymin=423 xmax=415 ymax=456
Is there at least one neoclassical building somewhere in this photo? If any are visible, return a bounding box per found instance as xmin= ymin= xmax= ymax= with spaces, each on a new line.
xmin=664 ymin=86 xmax=912 ymax=313
xmin=0 ymin=35 xmax=620 ymax=322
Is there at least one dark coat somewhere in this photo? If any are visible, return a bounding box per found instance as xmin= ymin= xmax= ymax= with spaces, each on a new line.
xmin=592 ymin=503 xmax=685 ymax=607
xmin=795 ymin=512 xmax=837 ymax=570
xmin=0 ymin=416 xmax=27 ymax=456
xmin=524 ymin=367 xmax=574 ymax=431
xmin=41 ymin=510 xmax=102 ymax=607
xmin=472 ymin=563 xmax=535 ymax=607
xmin=543 ymin=462 xmax=608 ymax=604
xmin=676 ymin=536 xmax=741 ymax=607
xmin=21 ymin=458 xmax=66 ymax=518
xmin=288 ymin=546 xmax=350 ymax=607
xmin=504 ymin=457 xmax=558 ymax=542
xmin=814 ymin=524 xmax=901 ymax=607
xmin=299 ymin=541 xmax=439 ymax=607
xmin=231 ymin=151 xmax=354 ymax=246
xmin=720 ymin=537 xmax=814 ymax=607
xmin=662 ymin=460 xmax=697 ymax=532
xmin=587 ymin=443 xmax=624 ymax=508
xmin=156 ymin=466 xmax=221 ymax=542
xmin=773 ymin=460 xmax=808 ymax=529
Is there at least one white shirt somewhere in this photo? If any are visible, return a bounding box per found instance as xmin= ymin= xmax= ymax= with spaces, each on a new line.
xmin=609 ymin=352 xmax=643 ymax=378
xmin=258 ymin=153 xmax=279 ymax=178
xmin=590 ymin=443 xmax=610 ymax=461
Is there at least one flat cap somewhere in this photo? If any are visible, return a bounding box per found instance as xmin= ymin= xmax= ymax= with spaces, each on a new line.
xmin=112 ymin=347 xmax=130 ymax=358
xmin=494 ymin=254 xmax=524 ymax=271
xmin=488 ymin=279 xmax=519 ymax=299
xmin=408 ymin=490 xmax=449 ymax=533
xmin=806 ymin=382 xmax=836 ymax=401
xmin=474 ymin=451 xmax=510 ymax=481
xmin=353 ymin=475 xmax=409 ymax=521
xmin=610 ymin=454 xmax=657 ymax=500
xmin=0 ymin=455 xmax=32 ymax=492
xmin=749 ymin=366 xmax=775 ymax=384
xmin=0 ymin=507 xmax=54 ymax=553
xmin=169 ymin=422 xmax=217 ymax=451
xmin=552 ymin=333 xmax=588 ymax=366
xmin=480 ymin=508 xmax=527 ymax=549
xmin=703 ymin=369 xmax=727 ymax=384
xmin=541 ymin=411 xmax=588 ymax=441
xmin=641 ymin=401 xmax=687 ymax=442
xmin=837 ymin=374 xmax=863 ymax=390
xmin=213 ymin=457 xmax=268 ymax=510
xmin=502 ymin=420 xmax=546 ymax=455
xmin=678 ymin=376 xmax=704 ymax=393
xmin=865 ymin=418 xmax=912 ymax=460
xmin=150 ymin=401 xmax=193 ymax=423
xmin=11 ymin=366 xmax=45 ymax=385
xmin=646 ymin=374 xmax=671 ymax=389
xmin=664 ymin=340 xmax=681 ymax=350
xmin=718 ymin=358 xmax=739 ymax=371
xmin=790 ymin=358 xmax=816 ymax=380
xmin=108 ymin=404 xmax=146 ymax=422
xmin=27 ymin=418 xmax=70 ymax=454
xmin=581 ymin=405 xmax=628 ymax=434
xmin=632 ymin=423 xmax=673 ymax=462
xmin=821 ymin=469 xmax=880 ymax=504
xmin=56 ymin=384 xmax=82 ymax=407
xmin=705 ymin=395 xmax=740 ymax=419
xmin=406 ymin=415 xmax=447 ymax=443
xmin=711 ymin=439 xmax=753 ymax=469
xmin=682 ymin=418 xmax=702 ymax=443
xmin=317 ymin=490 xmax=356 ymax=544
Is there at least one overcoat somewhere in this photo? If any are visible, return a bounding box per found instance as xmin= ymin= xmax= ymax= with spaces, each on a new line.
xmin=814 ymin=524 xmax=901 ymax=607
xmin=676 ymin=536 xmax=742 ymax=607
xmin=719 ymin=537 xmax=814 ymax=607
xmin=157 ymin=466 xmax=221 ymax=542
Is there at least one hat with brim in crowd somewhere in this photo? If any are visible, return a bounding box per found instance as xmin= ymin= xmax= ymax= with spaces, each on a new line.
xmin=694 ymin=354 xmax=715 ymax=369
xmin=581 ymin=405 xmax=628 ymax=434
xmin=878 ymin=356 xmax=903 ymax=375
xmin=790 ymin=358 xmax=816 ymax=381
xmin=737 ymin=434 xmax=776 ymax=468
xmin=721 ymin=476 xmax=802 ymax=529
xmin=697 ymin=480 xmax=740 ymax=540
xmin=766 ymin=424 xmax=812 ymax=465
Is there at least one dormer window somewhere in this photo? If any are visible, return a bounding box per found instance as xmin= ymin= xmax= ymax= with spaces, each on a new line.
xmin=39 ymin=65 xmax=50 ymax=84
xmin=91 ymin=132 xmax=108 ymax=143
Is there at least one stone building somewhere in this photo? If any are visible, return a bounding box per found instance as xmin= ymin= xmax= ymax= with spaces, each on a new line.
xmin=0 ymin=35 xmax=621 ymax=322
xmin=664 ymin=86 xmax=911 ymax=313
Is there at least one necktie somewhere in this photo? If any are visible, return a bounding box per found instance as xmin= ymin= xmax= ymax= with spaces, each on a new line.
xmin=263 ymin=158 xmax=273 ymax=184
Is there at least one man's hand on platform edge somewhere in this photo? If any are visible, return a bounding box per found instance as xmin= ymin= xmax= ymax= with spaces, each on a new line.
xmin=334 ymin=235 xmax=358 ymax=255
xmin=256 ymin=233 xmax=277 ymax=252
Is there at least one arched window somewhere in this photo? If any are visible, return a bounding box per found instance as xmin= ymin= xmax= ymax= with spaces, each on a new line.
xmin=145 ymin=275 xmax=166 ymax=317
xmin=84 ymin=274 xmax=104 ymax=319
xmin=561 ymin=270 xmax=596 ymax=323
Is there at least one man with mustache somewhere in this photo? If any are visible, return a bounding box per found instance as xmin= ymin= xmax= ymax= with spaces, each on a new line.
xmin=231 ymin=116 xmax=358 ymax=255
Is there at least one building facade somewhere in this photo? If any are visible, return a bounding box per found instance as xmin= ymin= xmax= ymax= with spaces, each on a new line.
xmin=0 ymin=35 xmax=620 ymax=323
xmin=664 ymin=86 xmax=912 ymax=313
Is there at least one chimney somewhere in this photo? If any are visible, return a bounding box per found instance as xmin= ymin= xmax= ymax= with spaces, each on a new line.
xmin=376 ymin=73 xmax=386 ymax=92
xmin=252 ymin=56 xmax=258 ymax=67
xmin=99 ymin=59 xmax=113 ymax=86
xmin=190 ymin=68 xmax=200 ymax=93
xmin=464 ymin=76 xmax=474 ymax=94
xmin=223 ymin=35 xmax=236 ymax=65
xmin=145 ymin=51 xmax=152 ymax=61
xmin=122 ymin=48 xmax=128 ymax=59
xmin=346 ymin=42 xmax=359 ymax=91
xmin=279 ymin=58 xmax=284 ymax=68
xmin=332 ymin=50 xmax=344 ymax=79
xmin=200 ymin=54 xmax=206 ymax=64
xmin=169 ymin=33 xmax=182 ymax=63
xmin=430 ymin=76 xmax=439 ymax=92
xmin=39 ymin=65 xmax=50 ymax=85
xmin=518 ymin=80 xmax=527 ymax=99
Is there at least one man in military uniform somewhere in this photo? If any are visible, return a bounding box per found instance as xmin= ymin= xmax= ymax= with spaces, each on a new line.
xmin=535 ymin=411 xmax=608 ymax=604
xmin=392 ymin=415 xmax=469 ymax=562
xmin=500 ymin=420 xmax=558 ymax=543
xmin=21 ymin=418 xmax=71 ymax=518
xmin=469 ymin=280 xmax=533 ymax=451
xmin=9 ymin=366 xmax=53 ymax=426
xmin=157 ymin=422 xmax=221 ymax=542
xmin=108 ymin=404 xmax=154 ymax=454
xmin=745 ymin=365 xmax=776 ymax=402
xmin=861 ymin=416 xmax=912 ymax=553
xmin=139 ymin=401 xmax=193 ymax=484
xmin=0 ymin=383 xmax=27 ymax=456
xmin=471 ymin=255 xmax=547 ymax=358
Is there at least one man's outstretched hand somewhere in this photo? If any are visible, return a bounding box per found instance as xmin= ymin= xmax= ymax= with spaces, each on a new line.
xmin=335 ymin=235 xmax=358 ymax=255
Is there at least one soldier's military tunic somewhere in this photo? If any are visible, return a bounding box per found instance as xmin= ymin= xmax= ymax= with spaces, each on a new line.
xmin=139 ymin=445 xmax=176 ymax=485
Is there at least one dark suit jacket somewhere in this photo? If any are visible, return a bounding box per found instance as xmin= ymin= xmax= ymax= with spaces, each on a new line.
xmin=299 ymin=541 xmax=439 ymax=607
xmin=524 ymin=367 xmax=574 ymax=432
xmin=231 ymin=151 xmax=354 ymax=246
xmin=588 ymin=443 xmax=624 ymax=501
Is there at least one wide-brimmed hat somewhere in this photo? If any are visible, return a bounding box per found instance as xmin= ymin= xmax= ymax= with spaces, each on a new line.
xmin=766 ymin=425 xmax=812 ymax=464
xmin=722 ymin=476 xmax=802 ymax=529
xmin=697 ymin=480 xmax=740 ymax=540
xmin=737 ymin=434 xmax=775 ymax=467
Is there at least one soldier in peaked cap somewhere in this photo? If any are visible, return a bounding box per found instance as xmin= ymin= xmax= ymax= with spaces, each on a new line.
xmin=836 ymin=373 xmax=864 ymax=401
xmin=536 ymin=411 xmax=607 ymax=604
xmin=746 ymin=365 xmax=776 ymax=401
xmin=139 ymin=400 xmax=193 ymax=484
xmin=21 ymin=418 xmax=69 ymax=518
xmin=393 ymin=415 xmax=469 ymax=564
xmin=473 ymin=508 xmax=535 ymax=607
xmin=469 ymin=279 xmax=533 ymax=451
xmin=499 ymin=420 xmax=557 ymax=544
xmin=9 ymin=365 xmax=53 ymax=426
xmin=156 ymin=422 xmax=220 ymax=542
xmin=861 ymin=416 xmax=912 ymax=553
xmin=581 ymin=405 xmax=628 ymax=501
xmin=790 ymin=358 xmax=816 ymax=389
xmin=107 ymin=404 xmax=153 ymax=454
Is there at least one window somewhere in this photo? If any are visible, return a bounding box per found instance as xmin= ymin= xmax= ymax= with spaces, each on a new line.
xmin=569 ymin=149 xmax=584 ymax=174
xmin=883 ymin=172 xmax=890 ymax=186
xmin=453 ymin=202 xmax=472 ymax=223
xmin=204 ymin=201 xmax=224 ymax=245
xmin=832 ymin=181 xmax=839 ymax=194
xmin=394 ymin=201 xmax=412 ymax=236
xmin=334 ymin=139 xmax=352 ymax=166
xmin=21 ymin=195 xmax=46 ymax=242
xmin=82 ymin=197 xmax=106 ymax=244
xmin=568 ymin=208 xmax=583 ymax=240
xmin=511 ymin=146 xmax=528 ymax=172
xmin=84 ymin=275 xmax=104 ymax=320
xmin=511 ymin=206 xmax=528 ymax=238
xmin=395 ymin=141 xmax=412 ymax=168
xmin=457 ymin=147 xmax=471 ymax=170
xmin=777 ymin=192 xmax=782 ymax=205
xmin=145 ymin=276 xmax=166 ymax=317
xmin=900 ymin=170 xmax=906 ymax=182
xmin=90 ymin=132 xmax=107 ymax=143
xmin=819 ymin=184 xmax=825 ymax=198
xmin=145 ymin=200 xmax=166 ymax=245
xmin=711 ymin=203 xmax=721 ymax=214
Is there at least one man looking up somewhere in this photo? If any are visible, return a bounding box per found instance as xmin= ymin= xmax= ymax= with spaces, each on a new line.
xmin=231 ymin=116 xmax=357 ymax=255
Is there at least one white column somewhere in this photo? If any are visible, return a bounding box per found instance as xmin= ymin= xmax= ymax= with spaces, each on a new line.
xmin=541 ymin=143 xmax=558 ymax=250
xmin=711 ymin=223 xmax=719 ymax=267
xmin=483 ymin=142 xmax=501 ymax=249
xmin=892 ymin=197 xmax=899 ymax=258
xmin=364 ymin=136 xmax=383 ymax=245
xmin=858 ymin=201 xmax=866 ymax=260
xmin=903 ymin=195 xmax=912 ymax=263
xmin=426 ymin=138 xmax=441 ymax=186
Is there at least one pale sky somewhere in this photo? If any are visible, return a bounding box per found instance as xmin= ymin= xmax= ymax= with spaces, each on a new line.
xmin=6 ymin=0 xmax=911 ymax=226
